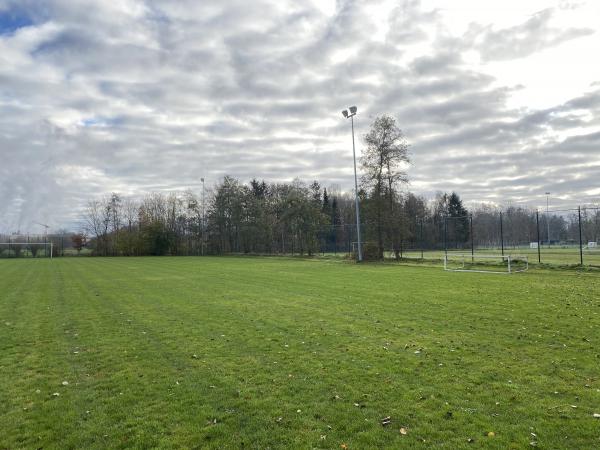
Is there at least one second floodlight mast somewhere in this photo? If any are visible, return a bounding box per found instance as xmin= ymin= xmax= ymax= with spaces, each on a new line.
xmin=342 ymin=106 xmax=363 ymax=262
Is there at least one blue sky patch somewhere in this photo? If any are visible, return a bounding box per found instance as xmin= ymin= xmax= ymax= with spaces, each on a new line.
xmin=0 ymin=8 xmax=34 ymax=35
xmin=81 ymin=116 xmax=124 ymax=128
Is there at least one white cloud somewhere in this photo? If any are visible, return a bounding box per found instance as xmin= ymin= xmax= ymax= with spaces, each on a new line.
xmin=0 ymin=0 xmax=599 ymax=232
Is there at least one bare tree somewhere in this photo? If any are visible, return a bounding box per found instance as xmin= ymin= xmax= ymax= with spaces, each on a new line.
xmin=362 ymin=115 xmax=410 ymax=259
xmin=83 ymin=199 xmax=110 ymax=256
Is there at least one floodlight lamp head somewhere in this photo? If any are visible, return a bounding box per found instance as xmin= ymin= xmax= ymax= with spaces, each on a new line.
xmin=342 ymin=110 xmax=348 ymax=118
xmin=349 ymin=106 xmax=357 ymax=114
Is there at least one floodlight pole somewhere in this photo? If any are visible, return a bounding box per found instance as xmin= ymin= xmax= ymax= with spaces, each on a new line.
xmin=351 ymin=114 xmax=363 ymax=262
xmin=545 ymin=192 xmax=550 ymax=246
xmin=342 ymin=106 xmax=362 ymax=262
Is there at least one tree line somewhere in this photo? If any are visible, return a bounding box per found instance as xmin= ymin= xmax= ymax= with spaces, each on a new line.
xmin=80 ymin=115 xmax=600 ymax=258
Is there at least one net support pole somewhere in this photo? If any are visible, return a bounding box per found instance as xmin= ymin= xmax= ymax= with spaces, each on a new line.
xmin=500 ymin=211 xmax=504 ymax=256
xmin=578 ymin=206 xmax=583 ymax=266
xmin=536 ymin=210 xmax=541 ymax=263
xmin=508 ymin=255 xmax=512 ymax=274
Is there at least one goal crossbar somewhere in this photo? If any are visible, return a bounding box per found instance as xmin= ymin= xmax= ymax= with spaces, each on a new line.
xmin=444 ymin=253 xmax=528 ymax=274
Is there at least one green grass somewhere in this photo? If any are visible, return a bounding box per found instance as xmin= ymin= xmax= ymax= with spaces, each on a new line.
xmin=1 ymin=257 xmax=600 ymax=449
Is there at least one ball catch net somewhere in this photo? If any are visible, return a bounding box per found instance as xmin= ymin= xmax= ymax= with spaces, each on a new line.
xmin=443 ymin=253 xmax=528 ymax=273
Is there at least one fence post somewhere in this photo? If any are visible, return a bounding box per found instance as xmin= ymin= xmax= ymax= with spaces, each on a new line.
xmin=578 ymin=206 xmax=584 ymax=266
xmin=420 ymin=219 xmax=424 ymax=259
xmin=500 ymin=211 xmax=504 ymax=256
xmin=333 ymin=225 xmax=337 ymax=255
xmin=470 ymin=214 xmax=474 ymax=262
xmin=443 ymin=216 xmax=448 ymax=259
xmin=536 ymin=210 xmax=541 ymax=263
xmin=347 ymin=224 xmax=351 ymax=254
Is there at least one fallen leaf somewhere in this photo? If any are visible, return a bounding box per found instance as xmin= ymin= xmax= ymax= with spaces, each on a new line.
xmin=62 ymin=381 xmax=69 ymax=386
xmin=400 ymin=427 xmax=407 ymax=435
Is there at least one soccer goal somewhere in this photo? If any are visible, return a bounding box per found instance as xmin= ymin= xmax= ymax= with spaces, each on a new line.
xmin=0 ymin=242 xmax=53 ymax=258
xmin=443 ymin=253 xmax=528 ymax=274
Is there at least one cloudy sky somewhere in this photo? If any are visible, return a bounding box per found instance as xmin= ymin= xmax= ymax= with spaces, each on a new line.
xmin=1 ymin=0 xmax=599 ymax=232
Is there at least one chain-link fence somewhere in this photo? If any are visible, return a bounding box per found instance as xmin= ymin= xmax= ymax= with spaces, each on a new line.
xmin=309 ymin=206 xmax=599 ymax=267
xmin=3 ymin=207 xmax=598 ymax=266
xmin=391 ymin=206 xmax=599 ymax=267
xmin=0 ymin=233 xmax=82 ymax=258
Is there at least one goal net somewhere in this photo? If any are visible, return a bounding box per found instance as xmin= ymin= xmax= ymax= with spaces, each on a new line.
xmin=444 ymin=253 xmax=528 ymax=274
xmin=0 ymin=242 xmax=53 ymax=258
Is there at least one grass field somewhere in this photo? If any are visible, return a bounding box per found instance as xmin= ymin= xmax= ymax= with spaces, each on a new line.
xmin=1 ymin=257 xmax=600 ymax=449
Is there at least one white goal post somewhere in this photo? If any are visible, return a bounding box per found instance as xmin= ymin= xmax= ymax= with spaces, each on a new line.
xmin=444 ymin=253 xmax=528 ymax=274
xmin=0 ymin=242 xmax=53 ymax=258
